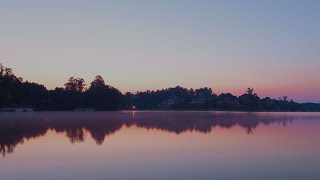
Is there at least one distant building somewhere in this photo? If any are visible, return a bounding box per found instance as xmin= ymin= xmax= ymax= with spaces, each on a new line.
xmin=159 ymin=96 xmax=180 ymax=109
xmin=0 ymin=105 xmax=34 ymax=112
xmin=188 ymin=95 xmax=207 ymax=107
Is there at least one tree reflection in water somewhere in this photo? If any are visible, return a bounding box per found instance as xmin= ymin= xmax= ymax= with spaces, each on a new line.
xmin=0 ymin=111 xmax=315 ymax=157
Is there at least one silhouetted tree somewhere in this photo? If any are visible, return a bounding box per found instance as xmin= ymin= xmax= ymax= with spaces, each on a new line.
xmin=19 ymin=82 xmax=48 ymax=110
xmin=239 ymin=88 xmax=260 ymax=110
xmin=0 ymin=63 xmax=319 ymax=112
xmin=85 ymin=75 xmax=122 ymax=110
xmin=246 ymin=87 xmax=254 ymax=95
xmin=122 ymin=92 xmax=134 ymax=109
xmin=0 ymin=63 xmax=23 ymax=106
xmin=64 ymin=77 xmax=86 ymax=93
xmin=216 ymin=93 xmax=239 ymax=110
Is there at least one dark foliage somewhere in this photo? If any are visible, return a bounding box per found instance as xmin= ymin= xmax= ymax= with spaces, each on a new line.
xmin=0 ymin=63 xmax=319 ymax=111
xmin=0 ymin=64 xmax=122 ymax=111
xmin=125 ymin=87 xmax=320 ymax=112
xmin=85 ymin=75 xmax=122 ymax=110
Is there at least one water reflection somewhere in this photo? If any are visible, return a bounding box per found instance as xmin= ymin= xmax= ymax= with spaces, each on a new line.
xmin=0 ymin=111 xmax=317 ymax=157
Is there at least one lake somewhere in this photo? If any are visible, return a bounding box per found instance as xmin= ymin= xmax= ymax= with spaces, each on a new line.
xmin=0 ymin=111 xmax=320 ymax=180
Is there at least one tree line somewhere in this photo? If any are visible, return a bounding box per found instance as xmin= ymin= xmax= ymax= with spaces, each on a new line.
xmin=1 ymin=63 xmax=319 ymax=111
xmin=0 ymin=63 xmax=122 ymax=110
xmin=122 ymin=87 xmax=320 ymax=111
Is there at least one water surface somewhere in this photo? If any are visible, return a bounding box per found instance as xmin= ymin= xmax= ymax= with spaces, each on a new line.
xmin=0 ymin=111 xmax=320 ymax=180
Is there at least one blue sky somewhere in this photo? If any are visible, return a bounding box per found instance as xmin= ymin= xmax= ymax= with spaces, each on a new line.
xmin=1 ymin=0 xmax=320 ymax=102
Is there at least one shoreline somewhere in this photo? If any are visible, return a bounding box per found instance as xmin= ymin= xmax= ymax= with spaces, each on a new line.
xmin=1 ymin=109 xmax=319 ymax=113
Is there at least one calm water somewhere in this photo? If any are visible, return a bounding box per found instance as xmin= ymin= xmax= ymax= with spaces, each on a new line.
xmin=0 ymin=111 xmax=320 ymax=180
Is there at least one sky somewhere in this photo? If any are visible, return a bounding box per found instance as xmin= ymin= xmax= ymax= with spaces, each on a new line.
xmin=0 ymin=0 xmax=320 ymax=102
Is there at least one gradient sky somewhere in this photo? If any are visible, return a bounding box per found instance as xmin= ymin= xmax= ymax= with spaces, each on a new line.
xmin=1 ymin=0 xmax=320 ymax=102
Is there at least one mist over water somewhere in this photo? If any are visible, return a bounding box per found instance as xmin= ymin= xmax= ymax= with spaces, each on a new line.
xmin=0 ymin=111 xmax=320 ymax=180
